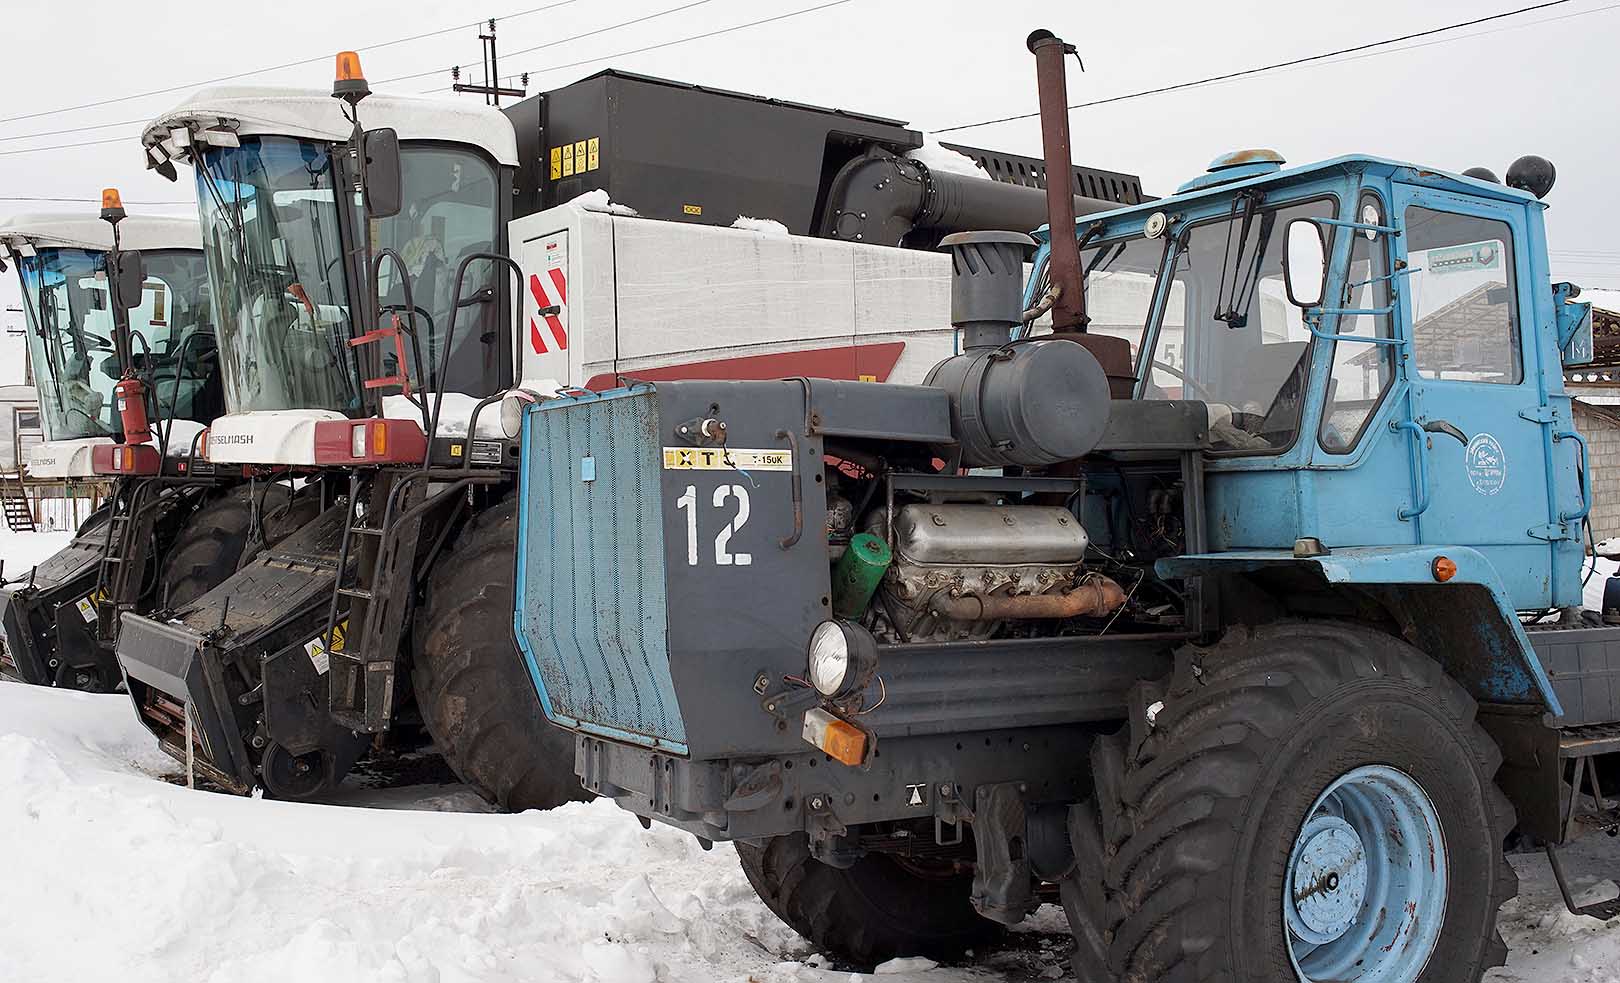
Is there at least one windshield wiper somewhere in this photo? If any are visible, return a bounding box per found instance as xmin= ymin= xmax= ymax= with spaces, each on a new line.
xmin=1213 ymin=189 xmax=1273 ymax=329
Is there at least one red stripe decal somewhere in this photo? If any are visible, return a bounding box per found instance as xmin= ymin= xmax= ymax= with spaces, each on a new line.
xmin=545 ymin=313 xmax=568 ymax=351
xmin=529 ymin=318 xmax=549 ymax=354
xmin=547 ymin=267 xmax=567 ymax=304
xmin=528 ymin=274 xmax=549 ymax=309
xmin=582 ymin=341 xmax=906 ymax=391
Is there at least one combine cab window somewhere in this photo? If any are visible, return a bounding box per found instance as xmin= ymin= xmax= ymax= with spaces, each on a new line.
xmin=196 ymin=136 xmax=362 ymax=415
xmin=1403 ymin=207 xmax=1521 ymax=385
xmin=1147 ymin=196 xmax=1337 ymax=453
xmin=134 ymin=250 xmax=219 ymax=426
xmin=16 ymin=248 xmax=119 ymax=440
xmin=368 ymin=147 xmax=503 ymax=398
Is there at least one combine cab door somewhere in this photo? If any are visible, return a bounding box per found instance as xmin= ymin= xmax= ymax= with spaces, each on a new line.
xmin=1391 ymin=185 xmax=1555 ymax=609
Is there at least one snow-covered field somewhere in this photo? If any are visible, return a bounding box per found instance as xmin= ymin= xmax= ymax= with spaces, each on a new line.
xmin=3 ymin=527 xmax=1620 ymax=982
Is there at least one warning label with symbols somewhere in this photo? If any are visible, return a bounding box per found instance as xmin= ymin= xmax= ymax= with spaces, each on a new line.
xmin=662 ymin=447 xmax=792 ymax=471
xmin=303 ymin=620 xmax=347 ymax=675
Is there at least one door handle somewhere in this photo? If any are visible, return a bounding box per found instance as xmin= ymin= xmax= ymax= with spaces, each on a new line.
xmin=1422 ymin=419 xmax=1468 ymax=445
xmin=1392 ymin=420 xmax=1430 ymax=521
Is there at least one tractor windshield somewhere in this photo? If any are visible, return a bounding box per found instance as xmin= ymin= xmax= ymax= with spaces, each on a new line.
xmin=195 ymin=136 xmax=363 ymax=415
xmin=1144 ymin=196 xmax=1336 ymax=452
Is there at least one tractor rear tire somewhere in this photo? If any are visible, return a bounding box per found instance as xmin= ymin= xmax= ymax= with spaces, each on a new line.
xmin=412 ymin=496 xmax=588 ymax=812
xmin=160 ymin=482 xmax=318 ymax=609
xmin=1077 ymin=620 xmax=1516 ymax=983
xmin=736 ymin=832 xmax=1003 ymax=967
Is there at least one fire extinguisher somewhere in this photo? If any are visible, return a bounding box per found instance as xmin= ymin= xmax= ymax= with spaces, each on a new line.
xmin=114 ymin=376 xmax=152 ymax=445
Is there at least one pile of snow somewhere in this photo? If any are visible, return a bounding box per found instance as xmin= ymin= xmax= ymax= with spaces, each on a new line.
xmin=732 ymin=216 xmax=791 ymax=237
xmin=566 ymin=188 xmax=639 ymax=216
xmin=0 ymin=524 xmax=74 ymax=575
xmin=382 ymin=392 xmax=508 ymax=440
xmin=159 ymin=419 xmax=207 ymax=457
xmin=905 ymin=138 xmax=988 ymax=179
xmin=1579 ymin=287 xmax=1620 ymax=314
xmin=0 ymin=678 xmax=1041 ymax=983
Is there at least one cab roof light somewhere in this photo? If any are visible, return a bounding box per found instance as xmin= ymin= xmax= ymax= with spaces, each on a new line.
xmin=100 ymin=188 xmax=125 ymax=223
xmin=333 ymin=51 xmax=370 ymax=104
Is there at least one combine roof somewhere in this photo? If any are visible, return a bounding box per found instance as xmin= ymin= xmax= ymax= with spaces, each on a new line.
xmin=0 ymin=212 xmax=201 ymax=254
xmin=142 ymin=85 xmax=519 ymax=166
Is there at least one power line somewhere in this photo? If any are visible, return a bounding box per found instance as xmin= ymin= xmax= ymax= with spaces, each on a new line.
xmin=0 ymin=119 xmax=147 ymax=145
xmin=423 ymin=0 xmax=855 ymax=93
xmin=0 ymin=136 xmax=127 ymax=158
xmin=932 ymin=0 xmax=1584 ymax=133
xmin=0 ymin=0 xmax=585 ymax=127
xmin=379 ymin=0 xmax=725 ymax=85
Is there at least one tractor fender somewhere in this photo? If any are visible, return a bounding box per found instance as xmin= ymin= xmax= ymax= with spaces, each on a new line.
xmin=1157 ymin=546 xmax=1563 ymax=717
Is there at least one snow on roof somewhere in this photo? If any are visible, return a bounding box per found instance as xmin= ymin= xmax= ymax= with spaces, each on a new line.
xmin=142 ymin=85 xmax=518 ymax=166
xmin=1581 ymin=287 xmax=1620 ymax=314
xmin=0 ymin=212 xmax=201 ymax=253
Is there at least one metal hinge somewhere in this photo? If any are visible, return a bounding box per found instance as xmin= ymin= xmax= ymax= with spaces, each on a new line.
xmin=1530 ymin=521 xmax=1578 ymax=542
xmin=1520 ymin=405 xmax=1558 ymax=424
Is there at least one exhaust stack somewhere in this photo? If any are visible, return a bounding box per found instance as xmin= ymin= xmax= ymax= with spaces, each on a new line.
xmin=1027 ymin=29 xmax=1087 ymax=333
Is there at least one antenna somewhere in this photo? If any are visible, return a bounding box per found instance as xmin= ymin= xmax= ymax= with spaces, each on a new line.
xmin=451 ymin=19 xmax=528 ymax=106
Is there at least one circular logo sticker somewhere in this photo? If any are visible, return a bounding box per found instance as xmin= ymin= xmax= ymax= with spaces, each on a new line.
xmin=1464 ymin=432 xmax=1507 ymax=496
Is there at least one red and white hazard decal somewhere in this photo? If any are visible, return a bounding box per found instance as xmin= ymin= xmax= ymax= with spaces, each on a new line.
xmin=528 ymin=263 xmax=568 ymax=355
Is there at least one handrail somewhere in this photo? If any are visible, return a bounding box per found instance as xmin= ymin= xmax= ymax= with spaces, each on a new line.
xmin=1392 ymin=419 xmax=1431 ymax=520
xmin=1555 ymin=429 xmax=1592 ymax=523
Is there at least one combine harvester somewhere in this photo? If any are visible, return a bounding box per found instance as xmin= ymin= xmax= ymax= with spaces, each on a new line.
xmin=507 ymin=28 xmax=1619 ymax=983
xmin=0 ymin=200 xmax=305 ymax=691
xmin=114 ymin=54 xmax=1143 ymax=802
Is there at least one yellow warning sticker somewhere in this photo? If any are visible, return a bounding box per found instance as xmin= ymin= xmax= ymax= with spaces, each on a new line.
xmin=683 ymin=204 xmax=702 ymax=216
xmin=662 ymin=447 xmax=793 ymax=471
xmin=573 ymin=140 xmax=587 ymax=173
xmin=303 ymin=620 xmax=347 ymax=675
xmin=549 ymin=146 xmax=562 ymax=180
xmin=858 ymin=374 xmax=877 ymax=383
xmin=450 ymin=443 xmax=463 ymax=458
xmin=562 ymin=143 xmax=575 ymax=177
xmin=587 ymin=136 xmax=600 ymax=171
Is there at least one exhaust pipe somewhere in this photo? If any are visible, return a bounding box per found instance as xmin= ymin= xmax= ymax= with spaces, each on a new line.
xmin=1027 ymin=29 xmax=1087 ymax=333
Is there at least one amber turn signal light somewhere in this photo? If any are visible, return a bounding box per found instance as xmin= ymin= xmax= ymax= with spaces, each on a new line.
xmin=1432 ymin=556 xmax=1457 ymax=582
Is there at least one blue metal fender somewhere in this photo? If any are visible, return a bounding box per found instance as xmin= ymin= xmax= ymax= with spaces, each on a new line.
xmin=1158 ymin=546 xmax=1563 ymax=716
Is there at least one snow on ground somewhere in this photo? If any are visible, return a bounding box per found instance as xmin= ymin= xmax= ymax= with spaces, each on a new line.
xmin=0 ymin=675 xmax=1067 ymax=983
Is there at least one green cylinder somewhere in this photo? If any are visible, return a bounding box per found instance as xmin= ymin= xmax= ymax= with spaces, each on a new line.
xmin=832 ymin=532 xmax=892 ymax=619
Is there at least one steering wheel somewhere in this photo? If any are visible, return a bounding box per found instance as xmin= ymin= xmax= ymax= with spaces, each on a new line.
xmin=1149 ymin=360 xmax=1219 ymax=402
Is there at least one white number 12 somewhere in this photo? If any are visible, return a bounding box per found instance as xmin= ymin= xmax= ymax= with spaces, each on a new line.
xmin=676 ymin=483 xmax=751 ymax=566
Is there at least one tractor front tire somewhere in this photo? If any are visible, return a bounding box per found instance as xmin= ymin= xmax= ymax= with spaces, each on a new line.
xmin=1077 ymin=620 xmax=1516 ymax=983
xmin=412 ymin=497 xmax=587 ymax=812
xmin=736 ymin=832 xmax=1003 ymax=968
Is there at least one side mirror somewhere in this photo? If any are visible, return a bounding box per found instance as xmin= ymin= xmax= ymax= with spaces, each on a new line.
xmin=362 ymin=127 xmax=402 ymax=219
xmin=1283 ymin=219 xmax=1326 ymax=308
xmin=115 ymin=250 xmax=146 ymax=311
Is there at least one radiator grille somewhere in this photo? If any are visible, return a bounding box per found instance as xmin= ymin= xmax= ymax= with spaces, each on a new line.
xmin=516 ymin=389 xmax=686 ymax=750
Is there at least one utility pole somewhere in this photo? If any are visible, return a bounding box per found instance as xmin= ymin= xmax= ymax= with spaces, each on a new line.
xmin=451 ymin=19 xmax=528 ymax=106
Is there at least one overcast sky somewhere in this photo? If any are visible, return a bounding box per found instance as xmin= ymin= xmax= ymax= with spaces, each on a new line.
xmin=2 ymin=0 xmax=1616 ymax=384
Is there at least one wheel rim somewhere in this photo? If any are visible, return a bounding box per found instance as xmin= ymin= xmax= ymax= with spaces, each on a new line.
xmin=1284 ymin=765 xmax=1447 ymax=983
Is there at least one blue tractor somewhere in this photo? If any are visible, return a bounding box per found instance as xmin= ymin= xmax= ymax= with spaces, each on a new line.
xmin=510 ymin=30 xmax=1611 ymax=983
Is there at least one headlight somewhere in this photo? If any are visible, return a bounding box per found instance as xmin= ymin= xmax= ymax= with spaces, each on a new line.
xmin=806 ymin=620 xmax=878 ymax=699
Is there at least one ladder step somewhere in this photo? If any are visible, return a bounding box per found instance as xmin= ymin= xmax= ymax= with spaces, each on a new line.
xmin=349 ymin=526 xmax=385 ymax=537
xmin=336 ymin=587 xmax=374 ymax=601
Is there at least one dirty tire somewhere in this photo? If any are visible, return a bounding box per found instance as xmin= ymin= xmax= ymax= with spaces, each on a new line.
xmin=736 ymin=832 xmax=1003 ymax=967
xmin=1081 ymin=620 xmax=1516 ymax=983
xmin=160 ymin=482 xmax=317 ymax=609
xmin=412 ymin=496 xmax=587 ymax=812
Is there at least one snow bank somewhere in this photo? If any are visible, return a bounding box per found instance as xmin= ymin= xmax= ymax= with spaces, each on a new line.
xmin=732 ymin=215 xmax=791 ymax=237
xmin=0 ymin=683 xmax=1011 ymax=983
xmin=0 ymin=526 xmax=75 ymax=573
xmin=565 ymin=188 xmax=639 ymax=216
xmin=905 ymin=138 xmax=987 ymax=179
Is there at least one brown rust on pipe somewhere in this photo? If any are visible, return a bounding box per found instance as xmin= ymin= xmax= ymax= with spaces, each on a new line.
xmin=935 ymin=575 xmax=1127 ymax=621
xmin=1027 ymin=28 xmax=1087 ymax=333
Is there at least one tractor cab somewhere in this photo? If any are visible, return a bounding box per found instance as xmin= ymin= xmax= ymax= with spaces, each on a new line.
xmin=0 ymin=213 xmax=210 ymax=478
xmin=140 ymin=80 xmax=518 ymax=467
xmin=1021 ymin=150 xmax=1593 ymax=614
